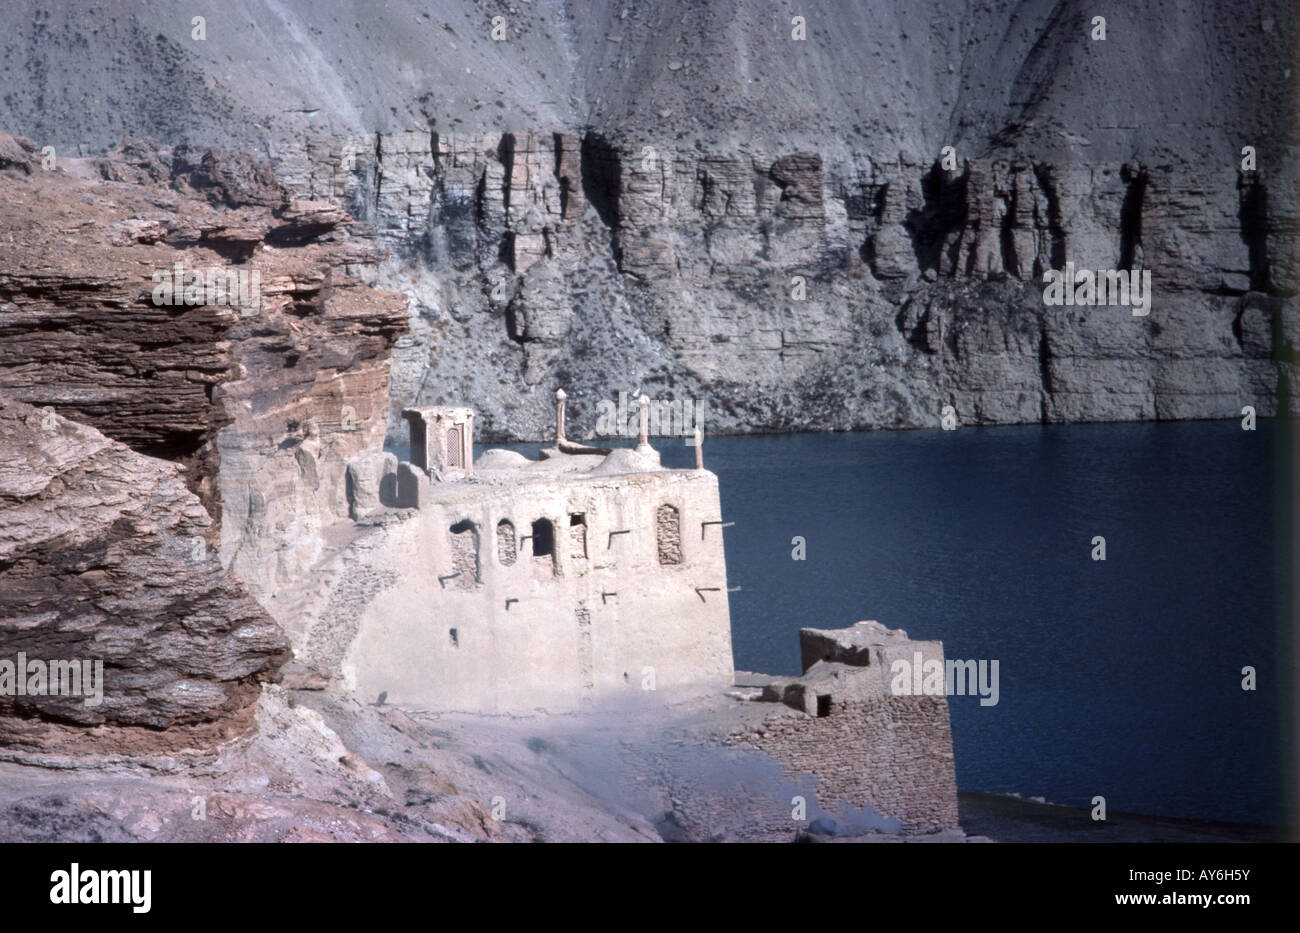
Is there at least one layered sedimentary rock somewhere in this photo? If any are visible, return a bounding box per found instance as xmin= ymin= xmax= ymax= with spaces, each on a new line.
xmin=4 ymin=1 xmax=1292 ymax=443
xmin=219 ymin=112 xmax=1300 ymax=442
xmin=0 ymin=130 xmax=524 ymax=841
xmin=0 ymin=132 xmax=407 ymax=749
xmin=0 ymin=133 xmax=409 ymax=605
xmin=337 ymin=135 xmax=1297 ymax=440
xmin=0 ymin=397 xmax=289 ymax=752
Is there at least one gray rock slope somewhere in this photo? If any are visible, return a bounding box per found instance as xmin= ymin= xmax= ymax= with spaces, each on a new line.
xmin=2 ymin=0 xmax=1296 ymax=440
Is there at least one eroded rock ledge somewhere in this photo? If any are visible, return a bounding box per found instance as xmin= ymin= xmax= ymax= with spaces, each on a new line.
xmin=270 ymin=129 xmax=1299 ymax=442
xmin=0 ymin=397 xmax=289 ymax=753
xmin=0 ymin=131 xmax=409 ymax=603
xmin=0 ymin=132 xmax=408 ymax=754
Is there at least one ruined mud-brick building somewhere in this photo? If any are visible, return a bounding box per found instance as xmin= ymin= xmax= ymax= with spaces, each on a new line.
xmin=318 ymin=391 xmax=734 ymax=712
xmin=727 ymin=621 xmax=961 ymax=833
xmin=318 ymin=392 xmax=958 ymax=832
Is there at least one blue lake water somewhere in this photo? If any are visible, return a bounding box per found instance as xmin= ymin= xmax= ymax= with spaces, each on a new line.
xmin=475 ymin=421 xmax=1289 ymax=826
xmin=637 ymin=421 xmax=1290 ymax=828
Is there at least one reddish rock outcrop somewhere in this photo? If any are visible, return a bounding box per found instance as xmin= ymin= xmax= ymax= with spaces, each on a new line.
xmin=0 ymin=397 xmax=290 ymax=752
xmin=0 ymin=132 xmax=408 ymax=751
xmin=0 ymin=132 xmax=408 ymax=602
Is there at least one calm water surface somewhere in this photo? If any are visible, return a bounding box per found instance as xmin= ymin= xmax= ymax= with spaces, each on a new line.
xmin=477 ymin=421 xmax=1289 ymax=825
xmin=649 ymin=421 xmax=1290 ymax=827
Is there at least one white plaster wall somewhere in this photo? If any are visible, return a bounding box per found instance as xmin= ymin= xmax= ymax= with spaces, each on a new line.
xmin=342 ymin=469 xmax=734 ymax=712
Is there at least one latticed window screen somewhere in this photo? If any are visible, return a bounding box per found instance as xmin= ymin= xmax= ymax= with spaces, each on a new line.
xmin=445 ymin=425 xmax=463 ymax=468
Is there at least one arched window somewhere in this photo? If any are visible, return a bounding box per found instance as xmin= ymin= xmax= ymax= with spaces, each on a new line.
xmin=656 ymin=504 xmax=682 ymax=565
xmin=569 ymin=512 xmax=587 ymax=560
xmin=531 ymin=518 xmax=556 ymax=579
xmin=449 ymin=519 xmax=480 ymax=587
xmin=496 ymin=519 xmax=517 ymax=566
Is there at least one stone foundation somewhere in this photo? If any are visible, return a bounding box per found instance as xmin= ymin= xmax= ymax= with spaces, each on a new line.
xmin=727 ymin=621 xmax=960 ymax=833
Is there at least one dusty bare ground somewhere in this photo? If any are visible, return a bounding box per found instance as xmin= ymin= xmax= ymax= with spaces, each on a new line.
xmin=3 ymin=681 xmax=1265 ymax=843
xmin=0 ymin=682 xmax=974 ymax=843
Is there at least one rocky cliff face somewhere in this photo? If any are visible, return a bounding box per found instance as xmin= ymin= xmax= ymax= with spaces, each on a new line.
xmin=328 ymin=132 xmax=1297 ymax=440
xmin=0 ymin=397 xmax=289 ymax=753
xmin=0 ymin=132 xmax=407 ymax=751
xmin=0 ymin=131 xmax=528 ymax=842
xmin=2 ymin=0 xmax=1292 ymax=442
xmin=0 ymin=133 xmax=409 ymax=603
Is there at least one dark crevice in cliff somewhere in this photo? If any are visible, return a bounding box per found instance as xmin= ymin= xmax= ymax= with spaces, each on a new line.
xmin=429 ymin=130 xmax=442 ymax=172
xmin=579 ymin=131 xmax=621 ymax=231
xmin=504 ymin=296 xmax=526 ymax=345
xmin=370 ymin=132 xmax=383 ymax=221
xmin=265 ymin=219 xmax=337 ymax=249
xmin=868 ymin=183 xmax=889 ymax=264
xmin=857 ymin=183 xmax=886 ymax=268
xmin=473 ymin=166 xmax=489 ymax=230
xmin=431 ymin=168 xmax=475 ymax=271
xmin=580 ymin=131 xmax=623 ymax=272
xmin=553 ymin=132 xmax=573 ymax=218
xmin=199 ymin=236 xmax=259 ymax=263
xmin=1031 ymin=163 xmax=1067 ymax=274
xmin=137 ymin=432 xmax=214 ymax=465
xmin=860 ymin=232 xmax=876 ymax=273
xmin=500 ymin=231 xmax=519 ymax=272
xmin=999 ymin=195 xmax=1020 ymax=279
xmin=498 ymin=134 xmax=515 ymax=218
xmin=905 ymin=162 xmax=968 ymax=277
xmin=1119 ymin=164 xmax=1148 ymax=271
xmin=1237 ymin=172 xmax=1272 ymax=293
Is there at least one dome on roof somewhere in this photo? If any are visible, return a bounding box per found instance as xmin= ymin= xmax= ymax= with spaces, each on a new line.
xmin=474 ymin=448 xmax=531 ymax=470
